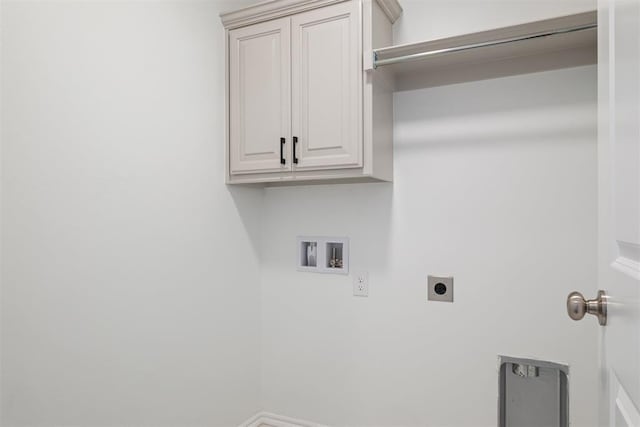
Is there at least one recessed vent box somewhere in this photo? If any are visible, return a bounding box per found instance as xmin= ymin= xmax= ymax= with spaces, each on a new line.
xmin=499 ymin=356 xmax=569 ymax=427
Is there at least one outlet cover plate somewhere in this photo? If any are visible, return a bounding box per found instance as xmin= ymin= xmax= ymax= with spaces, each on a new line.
xmin=428 ymin=275 xmax=454 ymax=302
xmin=353 ymin=272 xmax=369 ymax=297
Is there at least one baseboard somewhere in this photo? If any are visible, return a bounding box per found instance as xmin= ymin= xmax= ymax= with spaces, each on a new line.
xmin=240 ymin=412 xmax=328 ymax=427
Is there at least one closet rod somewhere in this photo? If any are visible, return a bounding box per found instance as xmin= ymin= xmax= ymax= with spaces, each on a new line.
xmin=373 ymin=22 xmax=597 ymax=68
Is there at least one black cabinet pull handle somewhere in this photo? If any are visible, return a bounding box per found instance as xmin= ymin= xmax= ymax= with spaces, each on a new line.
xmin=293 ymin=136 xmax=299 ymax=164
xmin=280 ymin=137 xmax=286 ymax=165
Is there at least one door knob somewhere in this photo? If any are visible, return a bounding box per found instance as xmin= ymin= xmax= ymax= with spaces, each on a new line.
xmin=566 ymin=290 xmax=607 ymax=326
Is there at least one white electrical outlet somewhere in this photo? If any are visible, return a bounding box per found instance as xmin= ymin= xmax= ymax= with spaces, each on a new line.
xmin=353 ymin=272 xmax=369 ymax=297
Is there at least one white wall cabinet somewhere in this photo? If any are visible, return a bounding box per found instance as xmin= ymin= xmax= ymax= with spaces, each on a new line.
xmin=222 ymin=0 xmax=401 ymax=185
xmin=229 ymin=18 xmax=291 ymax=174
xmin=291 ymin=2 xmax=361 ymax=171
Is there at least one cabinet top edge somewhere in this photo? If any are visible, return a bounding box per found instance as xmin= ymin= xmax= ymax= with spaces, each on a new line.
xmin=220 ymin=0 xmax=402 ymax=29
xmin=374 ymin=0 xmax=402 ymax=24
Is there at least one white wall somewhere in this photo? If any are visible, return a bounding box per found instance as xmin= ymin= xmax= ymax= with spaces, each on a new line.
xmin=258 ymin=5 xmax=599 ymax=424
xmin=259 ymin=67 xmax=598 ymax=427
xmin=0 ymin=1 xmax=261 ymax=425
xmin=1 ymin=0 xmax=600 ymax=426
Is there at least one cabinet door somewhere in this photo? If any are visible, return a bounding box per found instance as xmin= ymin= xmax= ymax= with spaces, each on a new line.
xmin=229 ymin=18 xmax=291 ymax=174
xmin=291 ymin=1 xmax=362 ymax=171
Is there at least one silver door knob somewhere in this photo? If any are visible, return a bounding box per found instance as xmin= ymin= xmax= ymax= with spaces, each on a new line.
xmin=566 ymin=290 xmax=607 ymax=326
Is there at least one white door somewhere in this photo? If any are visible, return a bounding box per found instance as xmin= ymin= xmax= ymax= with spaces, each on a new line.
xmin=229 ymin=18 xmax=291 ymax=174
xmin=291 ymin=1 xmax=362 ymax=171
xmin=598 ymin=0 xmax=640 ymax=425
